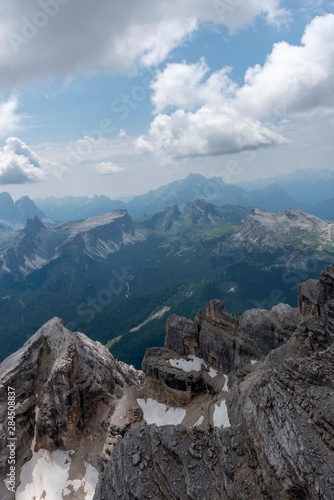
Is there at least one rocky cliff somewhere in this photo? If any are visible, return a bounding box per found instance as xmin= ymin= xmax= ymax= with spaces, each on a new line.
xmin=1 ymin=265 xmax=334 ymax=499
xmin=0 ymin=318 xmax=144 ymax=499
xmin=0 ymin=209 xmax=146 ymax=278
xmin=96 ymin=264 xmax=334 ymax=499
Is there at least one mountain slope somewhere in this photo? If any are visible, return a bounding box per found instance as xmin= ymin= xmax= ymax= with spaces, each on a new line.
xmin=310 ymin=196 xmax=334 ymax=221
xmin=95 ymin=264 xmax=334 ymax=499
xmin=0 ymin=210 xmax=145 ymax=279
xmin=218 ymin=207 xmax=334 ymax=267
xmin=34 ymin=194 xmax=126 ymax=222
xmin=238 ymin=168 xmax=334 ymax=208
xmin=0 ymin=205 xmax=332 ymax=368
xmin=2 ymin=262 xmax=333 ymax=498
xmin=0 ymin=192 xmax=47 ymax=229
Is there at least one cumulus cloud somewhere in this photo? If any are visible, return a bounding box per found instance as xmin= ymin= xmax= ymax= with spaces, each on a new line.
xmin=0 ymin=137 xmax=61 ymax=184
xmin=236 ymin=13 xmax=334 ymax=118
xmin=95 ymin=162 xmax=126 ymax=175
xmin=0 ymin=98 xmax=23 ymax=138
xmin=0 ymin=0 xmax=287 ymax=90
xmin=137 ymin=13 xmax=334 ymax=159
xmin=137 ymin=106 xmax=285 ymax=159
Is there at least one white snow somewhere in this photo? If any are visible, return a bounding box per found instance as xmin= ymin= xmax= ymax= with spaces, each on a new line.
xmin=16 ymin=450 xmax=99 ymax=500
xmin=194 ymin=415 xmax=204 ymax=427
xmin=251 ymin=359 xmax=258 ymax=365
xmin=16 ymin=405 xmax=99 ymax=499
xmin=213 ymin=401 xmax=230 ymax=428
xmin=16 ymin=449 xmax=73 ymax=500
xmin=222 ymin=375 xmax=229 ymax=392
xmin=169 ymin=355 xmax=205 ymax=372
xmin=208 ymin=367 xmax=218 ymax=378
xmin=137 ymin=398 xmax=186 ymax=426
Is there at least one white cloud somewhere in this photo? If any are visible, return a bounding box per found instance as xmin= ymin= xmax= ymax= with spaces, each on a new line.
xmin=137 ymin=13 xmax=334 ymax=159
xmin=95 ymin=162 xmax=125 ymax=175
xmin=236 ymin=13 xmax=334 ymax=118
xmin=137 ymin=105 xmax=285 ymax=159
xmin=0 ymin=137 xmax=62 ymax=184
xmin=151 ymin=59 xmax=237 ymax=113
xmin=0 ymin=97 xmax=23 ymax=138
xmin=0 ymin=0 xmax=287 ymax=90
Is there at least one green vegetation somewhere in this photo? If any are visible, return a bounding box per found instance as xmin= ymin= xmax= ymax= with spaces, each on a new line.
xmin=0 ymin=206 xmax=331 ymax=369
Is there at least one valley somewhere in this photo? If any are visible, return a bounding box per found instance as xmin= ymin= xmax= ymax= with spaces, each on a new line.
xmin=0 ymin=188 xmax=333 ymax=368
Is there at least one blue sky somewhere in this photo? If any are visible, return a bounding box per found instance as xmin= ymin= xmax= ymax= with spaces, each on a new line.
xmin=0 ymin=0 xmax=333 ymax=199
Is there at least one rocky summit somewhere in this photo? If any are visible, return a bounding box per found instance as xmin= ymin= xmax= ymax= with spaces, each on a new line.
xmin=1 ymin=265 xmax=334 ymax=499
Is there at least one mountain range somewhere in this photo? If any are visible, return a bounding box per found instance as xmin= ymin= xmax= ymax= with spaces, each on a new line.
xmin=0 ymin=262 xmax=333 ymax=498
xmin=0 ymin=192 xmax=47 ymax=229
xmin=31 ymin=169 xmax=334 ymax=222
xmin=0 ymin=200 xmax=333 ymax=369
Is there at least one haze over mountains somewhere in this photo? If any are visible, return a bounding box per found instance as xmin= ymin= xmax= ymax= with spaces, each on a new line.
xmin=0 ymin=197 xmax=333 ymax=369
xmin=30 ymin=169 xmax=334 ymax=223
xmin=0 ymin=169 xmax=332 ymax=230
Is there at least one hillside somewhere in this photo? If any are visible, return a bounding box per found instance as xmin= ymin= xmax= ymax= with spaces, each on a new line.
xmin=0 ymin=204 xmax=332 ymax=368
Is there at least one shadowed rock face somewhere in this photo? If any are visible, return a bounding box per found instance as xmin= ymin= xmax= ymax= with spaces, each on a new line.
xmin=0 ymin=318 xmax=143 ymax=495
xmin=1 ymin=264 xmax=334 ymax=499
xmin=240 ymin=303 xmax=301 ymax=353
xmin=96 ymin=264 xmax=334 ymax=500
xmin=163 ymin=301 xmax=263 ymax=381
xmin=299 ymin=264 xmax=334 ymax=342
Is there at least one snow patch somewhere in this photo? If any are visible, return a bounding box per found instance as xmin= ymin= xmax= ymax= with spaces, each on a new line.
xmin=194 ymin=415 xmax=204 ymax=427
xmin=213 ymin=401 xmax=230 ymax=428
xmin=16 ymin=450 xmax=99 ymax=500
xmin=251 ymin=359 xmax=258 ymax=365
xmin=137 ymin=398 xmax=186 ymax=426
xmin=208 ymin=367 xmax=218 ymax=378
xmin=16 ymin=405 xmax=99 ymax=500
xmin=169 ymin=355 xmax=205 ymax=372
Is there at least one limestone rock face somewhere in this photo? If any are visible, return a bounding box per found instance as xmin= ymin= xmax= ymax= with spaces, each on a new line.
xmin=96 ymin=264 xmax=334 ymax=500
xmin=165 ymin=315 xmax=199 ymax=355
xmin=2 ymin=264 xmax=334 ymax=499
xmin=240 ymin=303 xmax=301 ymax=353
xmin=97 ymin=312 xmax=334 ymax=499
xmin=93 ymin=424 xmax=265 ymax=500
xmin=299 ymin=263 xmax=334 ymax=341
xmin=164 ymin=301 xmax=262 ymax=380
xmin=0 ymin=318 xmax=143 ymax=495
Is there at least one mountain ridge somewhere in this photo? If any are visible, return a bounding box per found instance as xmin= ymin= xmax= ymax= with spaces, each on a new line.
xmin=0 ymin=263 xmax=333 ymax=498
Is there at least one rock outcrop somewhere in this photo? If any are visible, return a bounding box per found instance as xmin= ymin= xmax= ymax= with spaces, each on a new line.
xmin=1 ymin=263 xmax=334 ymax=499
xmin=240 ymin=303 xmax=301 ymax=353
xmin=167 ymin=301 xmax=262 ymax=376
xmin=0 ymin=318 xmax=143 ymax=498
xmin=96 ymin=264 xmax=334 ymax=500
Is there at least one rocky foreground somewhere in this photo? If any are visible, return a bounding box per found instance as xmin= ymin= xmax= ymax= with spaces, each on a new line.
xmin=1 ymin=265 xmax=334 ymax=499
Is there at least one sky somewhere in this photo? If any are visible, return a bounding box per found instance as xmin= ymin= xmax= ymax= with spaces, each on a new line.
xmin=0 ymin=0 xmax=333 ymax=200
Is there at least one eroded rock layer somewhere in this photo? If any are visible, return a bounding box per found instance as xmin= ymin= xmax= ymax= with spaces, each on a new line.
xmin=96 ymin=264 xmax=334 ymax=500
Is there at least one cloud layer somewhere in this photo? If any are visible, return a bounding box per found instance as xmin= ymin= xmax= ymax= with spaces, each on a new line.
xmin=0 ymin=98 xmax=23 ymax=138
xmin=95 ymin=162 xmax=125 ymax=175
xmin=137 ymin=13 xmax=334 ymax=159
xmin=0 ymin=0 xmax=288 ymax=90
xmin=0 ymin=137 xmax=60 ymax=184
